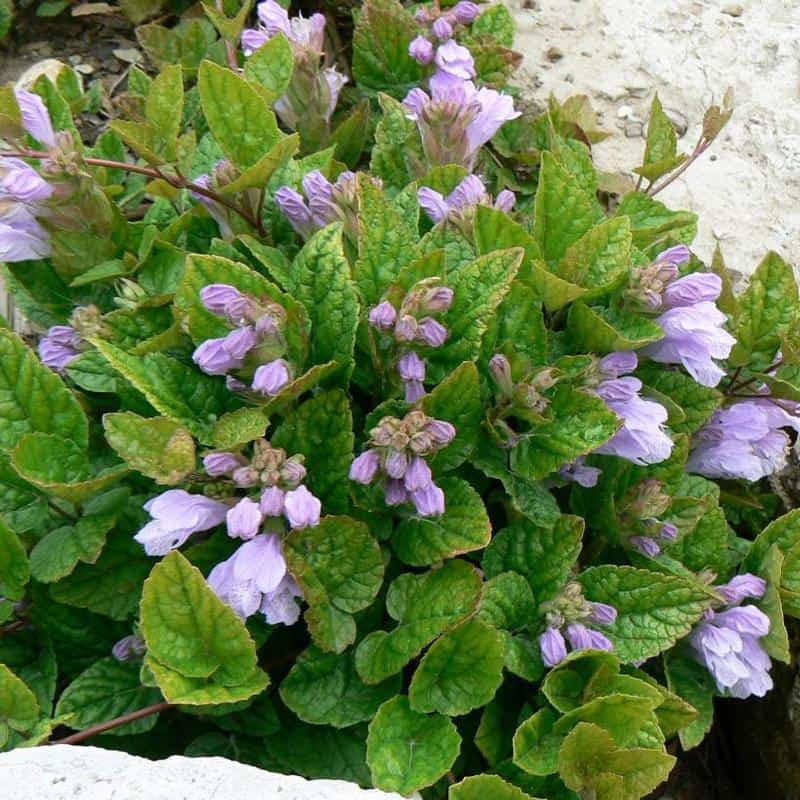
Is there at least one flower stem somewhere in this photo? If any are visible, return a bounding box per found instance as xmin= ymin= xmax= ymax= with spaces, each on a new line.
xmin=51 ymin=701 xmax=173 ymax=745
xmin=646 ymin=134 xmax=713 ymax=198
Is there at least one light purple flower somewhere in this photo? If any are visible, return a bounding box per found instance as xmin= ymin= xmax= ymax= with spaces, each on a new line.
xmin=226 ymin=497 xmax=263 ymax=540
xmin=233 ymin=466 xmax=259 ymax=488
xmin=0 ymin=204 xmax=51 ymax=261
xmin=369 ymin=301 xmax=398 ymax=331
xmin=566 ymin=623 xmax=614 ymax=652
xmin=243 ymin=0 xmax=325 ymax=54
xmin=38 ymin=325 xmax=82 ymax=373
xmin=422 ymin=287 xmax=454 ymax=313
xmin=260 ymin=486 xmax=286 ymax=517
xmin=203 ymin=452 xmax=245 ymax=477
xmin=201 ymin=284 xmax=244 ymax=317
xmin=656 ymin=244 xmax=691 ymax=269
xmin=418 ymin=187 xmax=451 ymax=224
xmin=193 ymin=336 xmax=245 ymax=376
xmin=222 ymin=326 xmax=258 ymax=359
xmin=716 ymin=574 xmax=766 ymax=605
xmin=385 ymin=450 xmax=409 ymax=479
xmin=662 ymin=273 xmax=723 ymax=309
xmin=398 ymin=351 xmax=426 ymax=382
xmin=417 ymin=317 xmax=448 ymax=347
xmin=241 ymin=28 xmax=269 ymax=56
xmin=350 ymin=450 xmax=381 ymax=484
xmin=453 ymin=1 xmax=481 ymax=23
xmin=426 ymin=420 xmax=456 ymax=445
xmin=540 ymin=627 xmax=568 ymax=667
xmin=595 ymin=375 xmax=673 ymax=465
xmin=598 ymin=350 xmax=638 ymax=379
xmin=660 ymin=522 xmax=678 ymax=541
xmin=281 ymin=459 xmax=306 ymax=486
xmin=494 ymin=189 xmax=516 ymax=213
xmin=1 ymin=158 xmax=53 ymax=203
xmin=191 ymin=172 xmax=233 ymax=239
xmin=274 ymin=186 xmax=315 ymax=238
xmin=432 ymin=17 xmax=453 ymax=40
xmin=559 ymin=457 xmax=602 ymax=488
xmin=418 ymin=174 xmax=512 ymax=224
xmin=260 ymin=574 xmax=303 ymax=625
xmin=252 ymin=359 xmax=291 ymax=396
xmin=687 ymin=399 xmax=800 ymax=481
xmin=385 ymin=478 xmax=409 ymax=506
xmin=322 ymin=68 xmax=348 ymax=123
xmin=411 ymin=482 xmax=445 ymax=516
xmin=404 ymin=380 xmax=426 ymax=403
xmin=630 ymin=535 xmax=661 ymax=558
xmin=15 ymin=89 xmax=56 ymax=147
xmin=112 ymin=634 xmax=146 ymax=662
xmin=404 ymin=456 xmax=433 ymax=492
xmin=589 ymin=602 xmax=618 ymax=626
xmin=283 ymin=485 xmax=321 ymax=528
xmin=135 ymin=490 xmax=227 ymax=555
xmin=409 ymin=35 xmax=435 ymax=64
xmin=208 ymin=533 xmax=301 ymax=624
xmin=434 ymin=39 xmax=476 ymax=79
xmin=303 ymin=170 xmax=337 ymax=227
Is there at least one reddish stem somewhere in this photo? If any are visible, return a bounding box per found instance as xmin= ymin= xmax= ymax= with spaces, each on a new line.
xmin=51 ymin=701 xmax=173 ymax=745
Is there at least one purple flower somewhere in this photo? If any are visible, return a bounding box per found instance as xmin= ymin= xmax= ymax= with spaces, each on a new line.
xmin=453 ymin=1 xmax=481 ymax=23
xmin=598 ymin=350 xmax=638 ymax=379
xmin=1 ymin=158 xmax=53 ymax=203
xmin=193 ymin=336 xmax=245 ymax=376
xmin=200 ymin=284 xmax=244 ymax=317
xmin=38 ymin=325 xmax=82 ymax=373
xmin=243 ymin=0 xmax=325 ymax=55
xmin=15 ymin=89 xmax=55 ymax=147
xmin=385 ymin=479 xmax=409 ymax=506
xmin=226 ymin=497 xmax=263 ymax=540
xmin=241 ymin=28 xmax=269 ymax=56
xmin=409 ymin=35 xmax=435 ymax=64
xmin=112 ymin=634 xmax=146 ymax=662
xmin=274 ymin=186 xmax=316 ymax=238
xmin=411 ymin=481 xmax=445 ymax=516
xmin=233 ymin=466 xmax=259 ymax=488
xmin=417 ymin=317 xmax=448 ymax=347
xmin=280 ymin=459 xmax=306 ymax=486
xmin=656 ymin=244 xmax=691 ymax=269
xmin=559 ymin=457 xmax=602 ymax=488
xmin=426 ymin=419 xmax=456 ymax=445
xmin=589 ymin=602 xmax=618 ymax=626
xmin=322 ymin=68 xmax=348 ymax=123
xmin=434 ymin=39 xmax=476 ymax=79
xmin=687 ymin=399 xmax=800 ymax=481
xmin=0 ymin=204 xmax=51 ymax=262
xmin=260 ymin=574 xmax=303 ymax=625
xmin=662 ymin=273 xmax=723 ymax=309
xmin=208 ymin=533 xmax=301 ymax=624
xmin=404 ymin=380 xmax=426 ymax=403
xmin=398 ymin=351 xmax=426 ymax=382
xmin=494 ymin=189 xmax=516 ymax=213
xmin=566 ymin=623 xmax=613 ymax=652
xmin=630 ymin=535 xmax=661 ymax=558
xmin=418 ymin=174 xmax=512 ymax=224
xmin=422 ymin=287 xmax=454 ymax=313
xmin=260 ymin=486 xmax=286 ymax=517
xmin=432 ymin=17 xmax=453 ymax=40
xmin=283 ymin=485 xmax=321 ymax=529
xmin=223 ymin=326 xmax=258 ymax=359
xmin=203 ymin=452 xmax=245 ymax=477
xmin=689 ymin=602 xmax=772 ymax=699
xmin=350 ymin=450 xmax=381 ymax=484
xmin=191 ymin=172 xmax=233 ymax=239
xmin=418 ymin=187 xmax=451 ymax=224
xmin=404 ymin=456 xmax=433 ymax=492
xmin=303 ymin=170 xmax=338 ymax=227
xmin=716 ymin=574 xmax=766 ymax=605
xmin=594 ymin=374 xmax=673 ymax=465
xmin=135 ymin=490 xmax=227 ymax=555
xmin=385 ymin=450 xmax=409 ymax=479
xmin=540 ymin=627 xmax=568 ymax=667
xmin=252 ymin=359 xmax=291 ymax=396
xmin=368 ymin=301 xmax=398 ymax=331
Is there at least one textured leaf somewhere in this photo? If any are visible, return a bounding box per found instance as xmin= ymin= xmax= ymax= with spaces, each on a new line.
xmin=198 ymin=60 xmax=280 ymax=168
xmin=272 ymin=389 xmax=354 ymax=514
xmin=568 ymin=302 xmax=663 ymax=353
xmin=0 ymin=664 xmax=39 ymax=746
xmin=637 ymin=365 xmax=721 ymax=435
xmin=450 ymin=774 xmax=541 ymax=800
xmin=757 ymin=545 xmax=790 ymax=663
xmin=392 ymin=477 xmax=491 ymax=566
xmin=290 ymin=225 xmax=359 ymax=374
xmin=614 ymin=192 xmax=697 ymax=251
xmin=280 ymin=645 xmax=401 ymax=728
xmin=243 ymin=31 xmax=293 ymax=99
xmin=579 ymin=566 xmax=710 ymax=662
xmin=29 ymin=513 xmax=116 ymax=583
xmin=367 ymin=696 xmax=461 ymax=795
xmin=285 ymin=516 xmax=384 ymax=653
xmin=408 ymin=618 xmax=505 ymax=715
xmin=483 ymin=516 xmax=584 ymax=603
xmin=511 ymin=387 xmax=620 ymax=479
xmin=219 ymin=134 xmax=299 ymax=195
xmin=370 ymin=93 xmax=419 ymax=190
xmin=355 ymin=560 xmax=482 ymax=684
xmin=93 ymin=340 xmax=237 ymax=445
xmin=145 ymin=63 xmax=183 ymax=155
xmin=743 ymin=509 xmax=800 ymax=573
xmin=55 ymin=657 xmax=162 ymax=736
xmin=474 ymin=205 xmax=542 ymax=265
xmin=11 ymin=433 xmax=128 ymax=504
xmin=0 ymin=329 xmax=87 ymax=450
xmin=664 ymin=652 xmax=715 ymax=750
xmin=140 ymin=551 xmax=265 ymax=688
xmin=730 ymin=251 xmax=797 ymax=370
xmin=104 ymin=413 xmax=195 ymax=485
xmin=635 ymin=94 xmax=684 ymax=182
xmin=0 ymin=516 xmax=28 ymax=600
xmin=541 ymin=650 xmax=622 ymax=713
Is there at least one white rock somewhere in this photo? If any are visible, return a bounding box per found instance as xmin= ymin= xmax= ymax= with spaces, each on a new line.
xmin=14 ymin=59 xmax=68 ymax=91
xmin=0 ymin=745 xmax=418 ymax=800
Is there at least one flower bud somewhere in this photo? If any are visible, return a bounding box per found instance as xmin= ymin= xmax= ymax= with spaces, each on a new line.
xmin=350 ymin=449 xmax=380 ymax=484
xmin=232 ymin=465 xmax=259 ymax=488
xmin=588 ymin=602 xmax=618 ymax=626
xmin=203 ymin=452 xmax=245 ymax=477
xmin=453 ymin=1 xmax=481 ymax=24
xmin=252 ymin=359 xmax=291 ymax=396
xmin=417 ymin=317 xmax=448 ymax=347
xmin=411 ymin=482 xmax=445 ymax=516
xmin=112 ymin=634 xmax=146 ymax=662
xmin=489 ymin=354 xmax=514 ymax=395
xmin=259 ymin=486 xmax=286 ymax=517
xmin=222 ymin=326 xmax=258 ymax=360
xmin=368 ymin=301 xmax=398 ymax=332
xmin=425 ymin=419 xmax=456 ymax=446
xmin=227 ymin=497 xmax=263 ymax=539
xmin=280 ymin=457 xmax=306 ymax=486
xmin=409 ymin=35 xmax=435 ymax=65
xmin=384 ymin=479 xmax=409 ymax=506
xmin=494 ymin=189 xmax=516 ymax=213
xmin=660 ymin=522 xmax=679 ymax=541
xmin=284 ymin=485 xmax=321 ymax=528
xmin=404 ymin=456 xmax=433 ymax=492
xmin=422 ymin=286 xmax=454 ymax=313
xmin=398 ymin=351 xmax=426 ymax=382
xmin=539 ymin=627 xmax=567 ymax=667
xmin=630 ymin=535 xmax=661 ymax=558
xmin=394 ymin=314 xmax=418 ymax=342
xmin=432 ymin=17 xmax=453 ymax=40
xmin=201 ymin=284 xmax=243 ymax=317
xmin=385 ymin=450 xmax=409 ymax=479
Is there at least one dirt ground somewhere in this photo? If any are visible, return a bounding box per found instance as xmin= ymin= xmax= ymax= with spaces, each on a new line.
xmin=511 ymin=0 xmax=800 ymax=277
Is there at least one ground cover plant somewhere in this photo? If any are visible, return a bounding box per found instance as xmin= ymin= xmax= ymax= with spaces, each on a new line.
xmin=1 ymin=2 xmax=799 ymax=798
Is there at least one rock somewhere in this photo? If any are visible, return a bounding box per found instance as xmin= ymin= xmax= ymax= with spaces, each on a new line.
xmin=616 ymin=104 xmax=633 ymax=119
xmin=14 ymin=59 xmax=68 ymax=90
xmin=545 ymin=46 xmax=563 ymax=62
xmin=722 ymin=4 xmax=744 ymax=16
xmin=0 ymin=745 xmax=419 ymax=800
xmin=113 ymin=47 xmax=142 ymax=64
xmin=624 ymin=121 xmax=644 ymax=138
xmin=664 ymin=107 xmax=689 ymax=137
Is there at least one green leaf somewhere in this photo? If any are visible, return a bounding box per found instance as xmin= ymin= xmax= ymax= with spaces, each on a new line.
xmin=730 ymin=251 xmax=797 ymax=370
xmin=743 ymin=509 xmax=800 ymax=573
xmin=421 ymin=362 xmax=482 ymax=472
xmin=427 ymin=249 xmax=522 ymax=382
xmin=202 ymin=0 xmax=253 ymax=41
xmin=103 ymin=413 xmax=196 ymax=485
xmin=290 ymin=225 xmax=359 ymax=374
xmin=635 ymin=94 xmax=684 ymax=183
xmin=665 ymin=506 xmax=734 ymax=577
xmin=510 ymin=387 xmax=620 ymax=479
xmin=285 ymin=515 xmax=384 ymax=653
xmin=11 ymin=433 xmax=128 ymax=504
xmin=780 ymin=541 xmax=800 ymax=617
xmin=534 ymin=151 xmax=599 ymax=262
xmin=471 ymin=3 xmax=515 ymax=46
xmin=29 ymin=513 xmax=116 ymax=583
xmin=567 ymin=302 xmax=664 ymax=353
xmin=474 ymin=204 xmax=542 ymax=265
xmin=146 ymin=63 xmax=184 ymax=156
xmin=614 ymin=192 xmax=697 ymax=252
xmin=579 ymin=565 xmax=710 ymax=663
xmin=55 ymin=657 xmax=162 ymax=736
xmin=244 ymin=32 xmax=294 ymax=100
xmin=218 ymin=133 xmax=299 ymax=195
xmin=450 ymin=775 xmax=541 ymax=800
xmin=0 ymin=664 xmax=39 ymax=746
xmin=0 ymin=329 xmax=88 ymax=450
xmin=272 ymin=389 xmax=354 ymax=514
xmin=483 ymin=515 xmax=584 ymax=603
xmin=664 ymin=652 xmax=715 ymax=750
xmin=92 ymin=339 xmax=237 ymax=445
xmin=0 ymin=516 xmax=29 ymax=600
xmin=370 ymin=93 xmax=420 ymax=190
xmin=408 ymin=618 xmax=505 ymax=715
xmin=355 ymin=559 xmax=482 ymax=684
xmin=352 ymin=0 xmax=427 ymax=94
xmin=354 ymin=174 xmax=421 ymax=305
xmin=478 ymin=571 xmax=538 ymax=632
xmin=637 ymin=365 xmax=721 ymax=435
xmin=280 ymin=645 xmax=401 ymax=728
xmin=367 ymin=695 xmax=461 ymax=795
xmin=757 ymin=544 xmax=790 ymax=663
xmin=140 ymin=551 xmax=266 ymax=690
xmin=392 ymin=477 xmax=491 ymax=566
xmin=198 ymin=60 xmax=280 ymax=168
xmin=541 ymin=649 xmax=622 ymax=713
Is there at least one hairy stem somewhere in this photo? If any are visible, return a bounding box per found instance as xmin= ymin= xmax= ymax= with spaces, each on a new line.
xmin=51 ymin=701 xmax=173 ymax=745
xmin=646 ymin=135 xmax=712 ymax=198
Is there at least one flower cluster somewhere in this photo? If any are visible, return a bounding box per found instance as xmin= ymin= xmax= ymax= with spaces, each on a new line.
xmin=636 ymin=246 xmax=736 ymax=388
xmin=539 ymin=582 xmax=618 ymax=667
xmin=418 ymin=174 xmax=515 ymax=225
xmin=409 ymin=1 xmax=481 ymax=65
xmin=193 ymin=283 xmax=292 ymax=397
xmin=688 ymin=397 xmax=800 ymax=481
xmin=242 ymin=0 xmax=346 ymax=134
xmin=615 ymin=478 xmax=679 ymax=558
xmin=350 ymin=410 xmax=455 ymax=516
xmin=688 ymin=574 xmax=773 ymax=698
xmin=368 ymin=282 xmax=453 ymax=402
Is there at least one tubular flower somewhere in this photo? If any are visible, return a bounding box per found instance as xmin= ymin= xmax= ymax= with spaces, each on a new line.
xmin=418 ymin=174 xmax=516 ymax=224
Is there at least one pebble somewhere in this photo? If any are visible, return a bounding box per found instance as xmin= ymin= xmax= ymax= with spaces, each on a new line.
xmin=546 ymin=46 xmax=564 ymax=62
xmin=75 ymin=63 xmax=95 ymax=75
xmin=113 ymin=48 xmax=142 ymax=63
xmin=664 ymin=107 xmax=689 ymax=137
xmin=722 ymin=4 xmax=744 ymax=17
xmin=624 ymin=121 xmax=644 ymax=138
xmin=68 ymin=54 xmax=83 ymax=65
xmin=616 ymin=104 xmax=634 ymax=119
